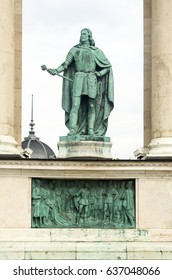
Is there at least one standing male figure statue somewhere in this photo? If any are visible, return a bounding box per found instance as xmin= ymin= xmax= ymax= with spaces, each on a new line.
xmin=46 ymin=28 xmax=114 ymax=137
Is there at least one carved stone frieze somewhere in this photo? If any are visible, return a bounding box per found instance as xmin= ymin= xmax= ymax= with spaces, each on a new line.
xmin=32 ymin=179 xmax=135 ymax=229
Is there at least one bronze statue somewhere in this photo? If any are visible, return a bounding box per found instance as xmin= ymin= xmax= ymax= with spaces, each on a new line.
xmin=42 ymin=28 xmax=114 ymax=137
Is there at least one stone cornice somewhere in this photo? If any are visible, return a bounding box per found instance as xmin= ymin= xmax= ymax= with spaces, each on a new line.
xmin=0 ymin=158 xmax=172 ymax=167
xmin=0 ymin=159 xmax=172 ymax=178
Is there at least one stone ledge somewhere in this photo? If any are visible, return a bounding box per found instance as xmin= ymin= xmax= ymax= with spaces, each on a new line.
xmin=0 ymin=241 xmax=172 ymax=260
xmin=1 ymin=159 xmax=172 ymax=167
xmin=1 ymin=229 xmax=172 ymax=242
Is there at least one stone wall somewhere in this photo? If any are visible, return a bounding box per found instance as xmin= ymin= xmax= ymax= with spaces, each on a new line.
xmin=0 ymin=159 xmax=172 ymax=259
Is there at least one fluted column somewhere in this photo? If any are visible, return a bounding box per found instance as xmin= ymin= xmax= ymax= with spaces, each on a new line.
xmin=146 ymin=0 xmax=172 ymax=158
xmin=0 ymin=0 xmax=19 ymax=154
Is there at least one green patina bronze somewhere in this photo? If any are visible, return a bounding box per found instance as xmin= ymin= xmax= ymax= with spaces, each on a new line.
xmin=32 ymin=179 xmax=135 ymax=229
xmin=59 ymin=135 xmax=111 ymax=142
xmin=42 ymin=28 xmax=114 ymax=137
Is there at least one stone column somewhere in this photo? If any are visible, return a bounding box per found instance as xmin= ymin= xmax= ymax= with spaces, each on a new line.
xmin=144 ymin=0 xmax=152 ymax=148
xmin=146 ymin=0 xmax=172 ymax=158
xmin=14 ymin=0 xmax=22 ymax=147
xmin=0 ymin=0 xmax=19 ymax=154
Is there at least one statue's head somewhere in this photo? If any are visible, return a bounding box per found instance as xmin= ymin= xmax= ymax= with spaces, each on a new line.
xmin=127 ymin=181 xmax=133 ymax=189
xmin=80 ymin=28 xmax=95 ymax=46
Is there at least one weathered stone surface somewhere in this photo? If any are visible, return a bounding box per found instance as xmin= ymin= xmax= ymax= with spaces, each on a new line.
xmin=58 ymin=140 xmax=112 ymax=159
xmin=0 ymin=0 xmax=21 ymax=153
xmin=0 ymin=159 xmax=172 ymax=259
xmin=144 ymin=0 xmax=172 ymax=158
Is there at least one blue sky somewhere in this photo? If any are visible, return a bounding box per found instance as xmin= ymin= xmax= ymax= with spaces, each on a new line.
xmin=22 ymin=0 xmax=143 ymax=159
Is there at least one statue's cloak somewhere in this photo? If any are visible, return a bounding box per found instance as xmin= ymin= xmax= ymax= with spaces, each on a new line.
xmin=61 ymin=45 xmax=114 ymax=136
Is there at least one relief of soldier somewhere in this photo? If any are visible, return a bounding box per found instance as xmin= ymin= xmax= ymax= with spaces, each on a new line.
xmin=32 ymin=179 xmax=135 ymax=228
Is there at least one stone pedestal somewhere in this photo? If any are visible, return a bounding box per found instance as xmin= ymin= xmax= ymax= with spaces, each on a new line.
xmin=58 ymin=136 xmax=112 ymax=159
xmin=1 ymin=159 xmax=172 ymax=259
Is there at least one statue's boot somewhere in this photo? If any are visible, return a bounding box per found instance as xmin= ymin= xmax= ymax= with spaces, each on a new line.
xmin=88 ymin=101 xmax=96 ymax=136
xmin=88 ymin=114 xmax=95 ymax=136
xmin=68 ymin=128 xmax=76 ymax=136
xmin=68 ymin=111 xmax=78 ymax=135
xmin=88 ymin=128 xmax=94 ymax=135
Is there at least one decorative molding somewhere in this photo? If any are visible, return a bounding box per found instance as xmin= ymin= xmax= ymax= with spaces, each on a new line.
xmin=0 ymin=159 xmax=172 ymax=179
xmin=0 ymin=159 xmax=172 ymax=167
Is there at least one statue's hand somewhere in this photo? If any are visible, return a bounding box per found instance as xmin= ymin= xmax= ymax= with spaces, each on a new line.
xmin=95 ymin=71 xmax=101 ymax=77
xmin=47 ymin=69 xmax=57 ymax=76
